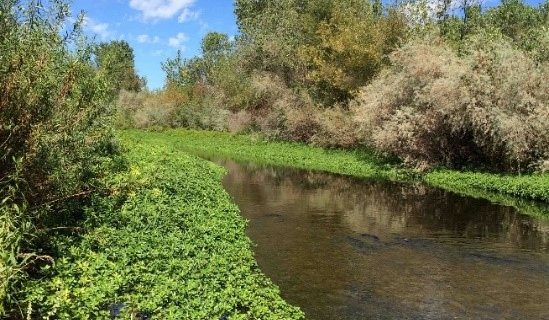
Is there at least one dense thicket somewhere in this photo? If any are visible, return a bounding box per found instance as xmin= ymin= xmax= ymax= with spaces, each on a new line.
xmin=124 ymin=0 xmax=548 ymax=173
xmin=352 ymin=37 xmax=549 ymax=172
xmin=0 ymin=0 xmax=121 ymax=314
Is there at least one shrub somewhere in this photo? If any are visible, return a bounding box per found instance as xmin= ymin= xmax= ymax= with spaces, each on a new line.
xmin=353 ymin=37 xmax=549 ymax=172
xmin=227 ymin=110 xmax=253 ymax=133
xmin=115 ymin=90 xmax=148 ymax=128
xmin=0 ymin=0 xmax=120 ymax=314
xmin=312 ymin=107 xmax=359 ymax=148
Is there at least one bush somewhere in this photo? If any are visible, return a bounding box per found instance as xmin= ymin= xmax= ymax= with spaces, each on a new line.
xmin=352 ymin=37 xmax=549 ymax=172
xmin=227 ymin=110 xmax=253 ymax=133
xmin=312 ymin=107 xmax=359 ymax=148
xmin=115 ymin=90 xmax=148 ymax=128
xmin=0 ymin=0 xmax=120 ymax=314
xmin=249 ymin=73 xmax=320 ymax=141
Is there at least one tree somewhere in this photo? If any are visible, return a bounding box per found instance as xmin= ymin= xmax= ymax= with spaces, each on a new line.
xmin=234 ymin=0 xmax=311 ymax=83
xmin=95 ymin=40 xmax=144 ymax=94
xmin=201 ymin=32 xmax=233 ymax=58
xmin=298 ymin=0 xmax=406 ymax=102
xmin=234 ymin=0 xmax=406 ymax=104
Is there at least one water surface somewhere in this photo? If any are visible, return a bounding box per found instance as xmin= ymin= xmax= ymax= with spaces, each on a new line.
xmin=216 ymin=159 xmax=549 ymax=320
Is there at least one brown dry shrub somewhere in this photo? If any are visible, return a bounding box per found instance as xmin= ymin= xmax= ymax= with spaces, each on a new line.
xmin=117 ymin=81 xmax=233 ymax=130
xmin=227 ymin=110 xmax=253 ymax=133
xmin=352 ymin=37 xmax=549 ymax=172
xmin=312 ymin=107 xmax=359 ymax=148
xmin=256 ymin=104 xmax=320 ymax=142
xmin=249 ymin=72 xmax=298 ymax=110
xmin=283 ymin=106 xmax=322 ymax=142
xmin=116 ymin=89 xmax=180 ymax=129
xmin=115 ymin=90 xmax=147 ymax=128
xmin=250 ymin=72 xmax=320 ymax=142
xmin=134 ymin=95 xmax=177 ymax=129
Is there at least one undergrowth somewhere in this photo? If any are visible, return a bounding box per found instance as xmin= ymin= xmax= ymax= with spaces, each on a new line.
xmin=20 ymin=132 xmax=303 ymax=319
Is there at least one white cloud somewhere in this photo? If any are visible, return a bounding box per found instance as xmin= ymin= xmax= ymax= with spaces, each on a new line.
xmin=178 ymin=7 xmax=200 ymax=23
xmin=129 ymin=0 xmax=196 ymax=21
xmin=137 ymin=34 xmax=160 ymax=43
xmin=168 ymin=32 xmax=188 ymax=49
xmin=82 ymin=17 xmax=111 ymax=39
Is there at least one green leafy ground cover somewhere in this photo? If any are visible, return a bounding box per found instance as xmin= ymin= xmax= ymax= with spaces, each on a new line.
xmin=21 ymin=132 xmax=303 ymax=319
xmin=127 ymin=129 xmax=549 ymax=217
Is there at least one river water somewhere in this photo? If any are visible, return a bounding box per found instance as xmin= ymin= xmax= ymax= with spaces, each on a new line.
xmin=214 ymin=158 xmax=549 ymax=320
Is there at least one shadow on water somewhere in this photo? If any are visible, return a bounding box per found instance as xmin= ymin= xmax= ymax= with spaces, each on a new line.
xmin=206 ymin=157 xmax=549 ymax=320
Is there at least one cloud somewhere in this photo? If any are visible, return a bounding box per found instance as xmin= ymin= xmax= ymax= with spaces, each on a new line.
xmin=168 ymin=32 xmax=188 ymax=49
xmin=129 ymin=0 xmax=196 ymax=21
xmin=82 ymin=17 xmax=111 ymax=39
xmin=137 ymin=34 xmax=160 ymax=43
xmin=178 ymin=7 xmax=200 ymax=23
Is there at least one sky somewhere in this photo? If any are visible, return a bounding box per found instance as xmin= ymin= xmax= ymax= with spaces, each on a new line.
xmin=73 ymin=0 xmax=238 ymax=90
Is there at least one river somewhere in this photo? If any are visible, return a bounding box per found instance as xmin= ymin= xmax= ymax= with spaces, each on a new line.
xmin=214 ymin=158 xmax=549 ymax=319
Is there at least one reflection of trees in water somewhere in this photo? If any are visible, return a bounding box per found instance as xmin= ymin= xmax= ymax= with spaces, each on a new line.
xmin=222 ymin=160 xmax=549 ymax=252
xmin=221 ymin=160 xmax=549 ymax=319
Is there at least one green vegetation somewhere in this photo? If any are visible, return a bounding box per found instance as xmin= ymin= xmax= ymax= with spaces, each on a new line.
xmin=125 ymin=129 xmax=549 ymax=216
xmin=2 ymin=0 xmax=548 ymax=317
xmin=126 ymin=129 xmax=411 ymax=180
xmin=426 ymin=171 xmax=549 ymax=202
xmin=20 ymin=132 xmax=303 ymax=319
xmin=426 ymin=171 xmax=549 ymax=218
xmin=119 ymin=0 xmax=548 ymax=174
xmin=95 ymin=40 xmax=146 ymax=95
xmin=0 ymin=0 xmax=121 ymax=314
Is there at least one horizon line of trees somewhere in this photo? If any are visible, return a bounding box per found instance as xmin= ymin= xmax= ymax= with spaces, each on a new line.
xmin=118 ymin=0 xmax=549 ymax=173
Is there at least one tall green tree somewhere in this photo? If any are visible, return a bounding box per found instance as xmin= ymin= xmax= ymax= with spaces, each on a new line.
xmin=234 ymin=0 xmax=406 ymax=104
xmin=95 ymin=40 xmax=144 ymax=94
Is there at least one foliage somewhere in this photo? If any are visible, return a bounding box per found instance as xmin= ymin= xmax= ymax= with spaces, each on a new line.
xmin=480 ymin=0 xmax=548 ymax=59
xmin=133 ymin=129 xmax=549 ymax=216
xmin=152 ymin=0 xmax=548 ymax=177
xmin=22 ymin=132 xmax=304 ymax=319
xmin=133 ymin=130 xmax=417 ymax=182
xmin=115 ymin=88 xmax=228 ymax=131
xmin=234 ymin=0 xmax=407 ymax=104
xmin=352 ymin=37 xmax=549 ymax=172
xmin=401 ymin=0 xmax=549 ymax=60
xmin=298 ymin=2 xmax=406 ymax=102
xmin=0 ymin=0 xmax=121 ymax=315
xmin=426 ymin=170 xmax=549 ymax=202
xmin=234 ymin=0 xmax=309 ymax=85
xmin=311 ymin=107 xmax=359 ymax=148
xmin=95 ymin=40 xmax=145 ymax=95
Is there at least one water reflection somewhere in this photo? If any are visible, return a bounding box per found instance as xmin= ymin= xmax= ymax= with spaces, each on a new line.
xmin=217 ymin=159 xmax=549 ymax=320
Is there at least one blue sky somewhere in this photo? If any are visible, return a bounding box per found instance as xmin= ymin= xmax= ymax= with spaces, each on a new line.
xmin=73 ymin=0 xmax=238 ymax=90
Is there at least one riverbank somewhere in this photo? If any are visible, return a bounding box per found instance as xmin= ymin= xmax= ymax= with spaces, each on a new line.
xmin=21 ymin=132 xmax=303 ymax=318
xmin=127 ymin=129 xmax=549 ymax=217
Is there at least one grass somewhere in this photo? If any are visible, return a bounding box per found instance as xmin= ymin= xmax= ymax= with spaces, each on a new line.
xmin=20 ymin=131 xmax=304 ymax=319
xmin=126 ymin=129 xmax=549 ymax=218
